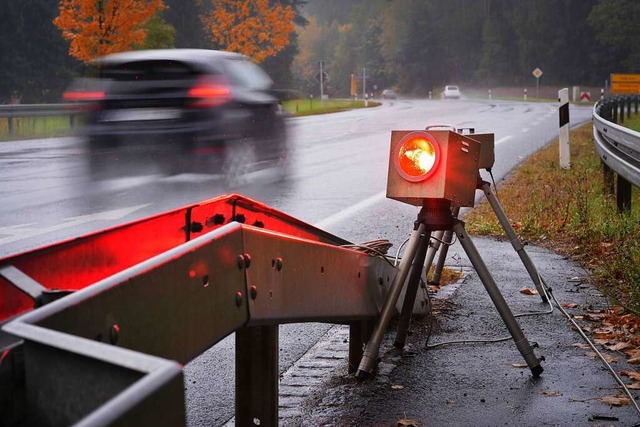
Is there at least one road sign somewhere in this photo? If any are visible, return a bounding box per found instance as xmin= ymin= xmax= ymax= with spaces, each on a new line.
xmin=580 ymin=92 xmax=591 ymax=102
xmin=532 ymin=68 xmax=543 ymax=79
xmin=314 ymin=71 xmax=329 ymax=84
xmin=611 ymin=73 xmax=640 ymax=94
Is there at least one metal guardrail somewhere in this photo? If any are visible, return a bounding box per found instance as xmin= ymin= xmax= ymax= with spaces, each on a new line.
xmin=0 ymin=194 xmax=423 ymax=426
xmin=592 ymin=95 xmax=640 ymax=211
xmin=0 ymin=103 xmax=84 ymax=135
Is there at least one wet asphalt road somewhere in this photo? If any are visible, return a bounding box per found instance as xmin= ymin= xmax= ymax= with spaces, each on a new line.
xmin=0 ymin=98 xmax=597 ymax=425
xmin=290 ymin=236 xmax=640 ymax=426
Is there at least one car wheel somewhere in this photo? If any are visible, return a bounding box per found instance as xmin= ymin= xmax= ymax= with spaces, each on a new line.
xmin=222 ymin=139 xmax=258 ymax=188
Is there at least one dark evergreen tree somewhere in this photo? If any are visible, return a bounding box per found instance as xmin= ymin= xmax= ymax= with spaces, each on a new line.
xmin=163 ymin=0 xmax=209 ymax=48
xmin=589 ymin=0 xmax=640 ymax=74
xmin=0 ymin=0 xmax=79 ymax=103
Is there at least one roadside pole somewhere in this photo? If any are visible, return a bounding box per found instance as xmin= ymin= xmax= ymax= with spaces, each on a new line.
xmin=319 ymin=61 xmax=325 ymax=106
xmin=362 ymin=68 xmax=367 ymax=107
xmin=558 ymin=88 xmax=571 ymax=169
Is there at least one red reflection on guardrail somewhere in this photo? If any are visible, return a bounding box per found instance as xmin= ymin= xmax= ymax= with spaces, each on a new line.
xmin=0 ymin=194 xmax=348 ymax=322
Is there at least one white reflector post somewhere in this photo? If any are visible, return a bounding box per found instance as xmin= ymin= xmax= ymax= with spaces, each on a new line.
xmin=558 ymin=88 xmax=571 ymax=169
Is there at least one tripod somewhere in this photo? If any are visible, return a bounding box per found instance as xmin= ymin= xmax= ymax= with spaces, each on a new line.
xmin=356 ymin=199 xmax=544 ymax=379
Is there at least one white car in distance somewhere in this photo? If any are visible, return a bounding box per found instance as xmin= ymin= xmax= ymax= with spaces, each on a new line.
xmin=442 ymin=85 xmax=461 ymax=99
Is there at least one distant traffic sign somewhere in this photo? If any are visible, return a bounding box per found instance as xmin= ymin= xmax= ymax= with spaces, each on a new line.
xmin=611 ymin=74 xmax=640 ymax=95
xmin=314 ymin=71 xmax=329 ymax=84
xmin=580 ymin=92 xmax=591 ymax=102
xmin=532 ymin=68 xmax=543 ymax=79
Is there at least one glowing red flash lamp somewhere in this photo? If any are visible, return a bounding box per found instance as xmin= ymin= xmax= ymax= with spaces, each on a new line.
xmin=387 ymin=129 xmax=481 ymax=207
xmin=394 ymin=132 xmax=441 ymax=182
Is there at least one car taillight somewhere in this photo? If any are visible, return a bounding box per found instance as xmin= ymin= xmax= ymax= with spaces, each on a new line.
xmin=62 ymin=90 xmax=105 ymax=111
xmin=188 ymin=78 xmax=232 ymax=108
xmin=63 ymin=91 xmax=106 ymax=102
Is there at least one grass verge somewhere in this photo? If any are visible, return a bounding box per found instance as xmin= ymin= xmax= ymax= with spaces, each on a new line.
xmin=282 ymin=99 xmax=380 ymax=116
xmin=623 ymin=113 xmax=640 ymax=132
xmin=0 ymin=116 xmax=77 ymax=141
xmin=463 ymin=123 xmax=640 ymax=313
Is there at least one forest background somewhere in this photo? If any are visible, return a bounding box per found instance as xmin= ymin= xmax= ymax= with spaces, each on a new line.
xmin=0 ymin=0 xmax=638 ymax=103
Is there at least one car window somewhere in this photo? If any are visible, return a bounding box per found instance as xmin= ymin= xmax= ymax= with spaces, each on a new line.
xmin=222 ymin=58 xmax=273 ymax=90
xmin=98 ymin=60 xmax=201 ymax=81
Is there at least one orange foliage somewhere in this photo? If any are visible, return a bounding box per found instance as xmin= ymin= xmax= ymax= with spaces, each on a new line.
xmin=54 ymin=0 xmax=167 ymax=62
xmin=201 ymin=0 xmax=295 ymax=63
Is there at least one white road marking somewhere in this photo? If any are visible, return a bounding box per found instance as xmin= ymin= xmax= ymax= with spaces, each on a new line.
xmin=314 ymin=191 xmax=386 ymax=229
xmin=0 ymin=204 xmax=151 ymax=245
xmin=495 ymin=135 xmax=513 ymax=145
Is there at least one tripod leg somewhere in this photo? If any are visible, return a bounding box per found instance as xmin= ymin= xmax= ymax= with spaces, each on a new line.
xmin=431 ymin=207 xmax=459 ymax=285
xmin=453 ymin=220 xmax=543 ymax=377
xmin=423 ymin=230 xmax=445 ymax=276
xmin=480 ymin=182 xmax=547 ymax=303
xmin=357 ymin=223 xmax=427 ymax=379
xmin=394 ymin=230 xmax=432 ymax=349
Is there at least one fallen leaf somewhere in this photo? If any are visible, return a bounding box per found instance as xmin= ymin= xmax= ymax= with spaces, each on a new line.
xmin=620 ymin=370 xmax=640 ymax=381
xmin=391 ymin=384 xmax=405 ymax=390
xmin=541 ymin=391 xmax=562 ymax=397
xmin=511 ymin=363 xmax=528 ymax=368
xmin=572 ymin=342 xmax=590 ymax=349
xmin=562 ymin=303 xmax=580 ymax=308
xmin=520 ymin=288 xmax=539 ymax=296
xmin=600 ymin=395 xmax=631 ymax=406
xmin=626 ymin=382 xmax=640 ymax=390
xmin=397 ymin=419 xmax=422 ymax=427
xmin=627 ymin=356 xmax=640 ymax=364
xmin=624 ymin=349 xmax=640 ymax=358
xmin=604 ymin=342 xmax=632 ymax=352
xmin=445 ymin=399 xmax=455 ymax=404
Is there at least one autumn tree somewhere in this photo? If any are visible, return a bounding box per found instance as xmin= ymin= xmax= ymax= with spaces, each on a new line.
xmin=53 ymin=0 xmax=167 ymax=62
xmin=200 ymin=0 xmax=295 ymax=63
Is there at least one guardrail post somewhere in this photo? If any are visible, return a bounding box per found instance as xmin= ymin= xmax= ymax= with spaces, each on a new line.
xmin=602 ymin=161 xmax=615 ymax=196
xmin=635 ymin=95 xmax=639 ymax=114
xmin=606 ymin=101 xmax=614 ymax=121
xmin=605 ymin=100 xmax=609 ymax=121
xmin=7 ymin=117 xmax=14 ymax=136
xmin=236 ymin=325 xmax=279 ymax=426
xmin=627 ymin=96 xmax=632 ymax=119
xmin=617 ymin=175 xmax=632 ymax=213
xmin=618 ymin=97 xmax=625 ymax=124
xmin=348 ymin=320 xmax=375 ymax=374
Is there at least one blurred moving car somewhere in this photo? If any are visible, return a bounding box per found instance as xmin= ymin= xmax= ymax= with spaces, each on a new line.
xmin=442 ymin=85 xmax=461 ymax=99
xmin=64 ymin=49 xmax=289 ymax=186
xmin=381 ymin=89 xmax=397 ymax=99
